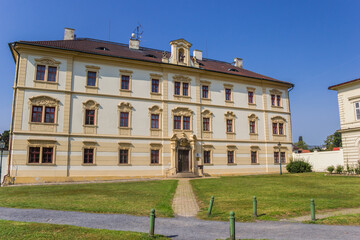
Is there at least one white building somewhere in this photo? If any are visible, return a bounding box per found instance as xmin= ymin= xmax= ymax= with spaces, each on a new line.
xmin=329 ymin=78 xmax=360 ymax=166
xmin=5 ymin=28 xmax=294 ymax=184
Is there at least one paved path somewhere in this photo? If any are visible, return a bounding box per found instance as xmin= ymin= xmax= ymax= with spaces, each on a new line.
xmin=1 ymin=207 xmax=360 ymax=240
xmin=172 ymin=179 xmax=199 ymax=217
xmin=289 ymin=207 xmax=360 ymax=222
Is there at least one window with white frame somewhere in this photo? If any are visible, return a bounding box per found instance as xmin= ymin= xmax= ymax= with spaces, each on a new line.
xmin=355 ymin=102 xmax=360 ymax=120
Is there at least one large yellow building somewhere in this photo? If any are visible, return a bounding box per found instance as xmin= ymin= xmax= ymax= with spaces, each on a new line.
xmin=5 ymin=28 xmax=294 ymax=184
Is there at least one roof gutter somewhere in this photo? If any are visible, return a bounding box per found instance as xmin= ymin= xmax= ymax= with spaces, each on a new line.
xmin=15 ymin=41 xmax=294 ymax=88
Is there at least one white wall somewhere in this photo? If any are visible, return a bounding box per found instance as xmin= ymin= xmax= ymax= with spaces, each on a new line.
xmin=292 ymin=149 xmax=344 ymax=172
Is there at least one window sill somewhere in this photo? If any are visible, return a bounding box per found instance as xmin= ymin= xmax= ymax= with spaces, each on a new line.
xmin=82 ymin=163 xmax=96 ymax=166
xmin=119 ymin=127 xmax=131 ymax=129
xmin=27 ymin=163 xmax=56 ymax=166
xmin=29 ymin=122 xmax=57 ymax=125
xmin=274 ymin=163 xmax=286 ymax=165
xmin=203 ymin=131 xmax=213 ymax=133
xmin=150 ymin=92 xmax=162 ymax=95
xmin=85 ymin=85 xmax=98 ymax=89
xmin=225 ymin=100 xmax=234 ymax=103
xmin=149 ymin=163 xmax=162 ymax=166
xmin=174 ymin=95 xmax=191 ymax=98
xmin=120 ymin=89 xmax=132 ymax=92
xmin=226 ymin=132 xmax=235 ymax=134
xmin=173 ymin=129 xmax=192 ymax=132
xmin=271 ymin=105 xmax=283 ymax=109
xmin=251 ymin=163 xmax=260 ymax=165
xmin=227 ymin=163 xmax=237 ymax=166
xmin=248 ymin=103 xmax=256 ymax=106
xmin=249 ymin=133 xmax=258 ymax=136
xmin=118 ymin=163 xmax=132 ymax=166
xmin=150 ymin=128 xmax=161 ymax=131
xmin=201 ymin=97 xmax=211 ymax=101
xmin=83 ymin=125 xmax=97 ymax=128
xmin=204 ymin=163 xmax=213 ymax=166
xmin=273 ymin=134 xmax=286 ymax=136
xmin=34 ymin=80 xmax=58 ymax=84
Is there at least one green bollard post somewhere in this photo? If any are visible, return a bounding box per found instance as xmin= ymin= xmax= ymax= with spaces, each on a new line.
xmin=310 ymin=199 xmax=316 ymax=221
xmin=149 ymin=209 xmax=155 ymax=236
xmin=207 ymin=196 xmax=214 ymax=216
xmin=253 ymin=196 xmax=257 ymax=217
xmin=229 ymin=211 xmax=235 ymax=240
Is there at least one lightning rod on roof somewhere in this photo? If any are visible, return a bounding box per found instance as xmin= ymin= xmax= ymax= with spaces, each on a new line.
xmin=131 ymin=24 xmax=143 ymax=41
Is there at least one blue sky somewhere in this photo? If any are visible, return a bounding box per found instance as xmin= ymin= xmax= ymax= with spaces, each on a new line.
xmin=0 ymin=0 xmax=359 ymax=145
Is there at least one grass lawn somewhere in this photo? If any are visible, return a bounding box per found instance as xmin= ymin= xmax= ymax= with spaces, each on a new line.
xmin=306 ymin=214 xmax=360 ymax=225
xmin=0 ymin=220 xmax=168 ymax=239
xmin=191 ymin=173 xmax=360 ymax=222
xmin=0 ymin=180 xmax=177 ymax=217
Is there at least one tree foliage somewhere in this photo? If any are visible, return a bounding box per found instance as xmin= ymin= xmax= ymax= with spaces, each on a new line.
xmin=294 ymin=136 xmax=308 ymax=150
xmin=324 ymin=131 xmax=342 ymax=150
xmin=0 ymin=130 xmax=9 ymax=150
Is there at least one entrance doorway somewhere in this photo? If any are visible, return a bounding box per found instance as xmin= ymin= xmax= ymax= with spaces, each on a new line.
xmin=178 ymin=150 xmax=189 ymax=172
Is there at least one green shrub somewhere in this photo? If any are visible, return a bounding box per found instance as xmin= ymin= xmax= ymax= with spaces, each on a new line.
xmin=336 ymin=165 xmax=344 ymax=174
xmin=327 ymin=165 xmax=335 ymax=174
xmin=286 ymin=159 xmax=313 ymax=173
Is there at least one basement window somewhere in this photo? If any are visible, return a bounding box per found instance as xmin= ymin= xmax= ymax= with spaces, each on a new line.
xmin=96 ymin=47 xmax=110 ymax=51
xmin=145 ymin=54 xmax=157 ymax=58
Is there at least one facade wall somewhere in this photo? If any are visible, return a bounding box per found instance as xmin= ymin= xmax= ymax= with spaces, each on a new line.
xmin=336 ymin=82 xmax=360 ymax=165
xmin=7 ymin=46 xmax=293 ymax=184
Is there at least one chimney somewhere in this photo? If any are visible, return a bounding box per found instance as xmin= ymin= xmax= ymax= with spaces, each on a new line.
xmin=193 ymin=49 xmax=203 ymax=61
xmin=64 ymin=28 xmax=75 ymax=40
xmin=129 ymin=39 xmax=139 ymax=50
xmin=234 ymin=58 xmax=243 ymax=68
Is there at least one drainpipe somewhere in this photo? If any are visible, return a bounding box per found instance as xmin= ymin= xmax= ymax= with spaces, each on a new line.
xmin=3 ymin=43 xmax=20 ymax=184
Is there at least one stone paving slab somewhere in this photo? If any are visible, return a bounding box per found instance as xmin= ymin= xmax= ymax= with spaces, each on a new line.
xmin=172 ymin=179 xmax=199 ymax=217
xmin=1 ymin=207 xmax=360 ymax=240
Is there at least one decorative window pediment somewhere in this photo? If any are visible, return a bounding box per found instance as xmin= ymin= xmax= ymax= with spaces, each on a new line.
xmin=118 ymin=102 xmax=133 ymax=111
xmin=29 ymin=95 xmax=59 ymax=107
xmin=173 ymin=75 xmax=191 ymax=82
xmin=250 ymin=145 xmax=260 ymax=150
xmin=35 ymin=57 xmax=61 ymax=66
xmin=270 ymin=89 xmax=282 ymax=95
xmin=248 ymin=114 xmax=258 ymax=121
xmin=271 ymin=116 xmax=286 ymax=123
xmin=83 ymin=100 xmax=99 ymax=110
xmin=227 ymin=145 xmax=237 ymax=150
xmin=201 ymin=109 xmax=213 ymax=118
xmin=224 ymin=111 xmax=236 ymax=119
xmin=149 ymin=105 xmax=163 ymax=114
xmin=172 ymin=107 xmax=193 ymax=116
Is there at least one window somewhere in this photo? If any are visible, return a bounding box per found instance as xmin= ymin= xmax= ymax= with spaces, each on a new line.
xmin=277 ymin=95 xmax=281 ymax=106
xmin=183 ymin=116 xmax=190 ymax=130
xmin=251 ymin=151 xmax=257 ymax=164
xmin=83 ymin=148 xmax=94 ymax=164
xmin=280 ymin=152 xmax=286 ymax=163
xmin=204 ymin=150 xmax=211 ymax=164
xmin=227 ymin=119 xmax=233 ymax=133
xmin=36 ymin=65 xmax=46 ymax=80
xmin=202 ymin=85 xmax=209 ymax=99
xmin=174 ymin=116 xmax=181 ymax=129
xmin=42 ymin=147 xmax=53 ymax=163
xmin=182 ymin=82 xmax=189 ymax=96
xmin=31 ymin=106 xmax=43 ymax=123
xmin=274 ymin=152 xmax=279 ymax=163
xmin=279 ymin=123 xmax=284 ymax=135
xmin=151 ymin=114 xmax=159 ymax=129
xmin=85 ymin=110 xmax=95 ymax=125
xmin=248 ymin=91 xmax=254 ymax=104
xmin=48 ymin=67 xmax=57 ymax=82
xmin=119 ymin=149 xmax=128 ymax=164
xmin=28 ymin=146 xmax=54 ymax=164
xmin=356 ymin=102 xmax=360 ymax=120
xmin=120 ymin=112 xmax=129 ymax=127
xmin=87 ymin=71 xmax=97 ymax=86
xmin=272 ymin=123 xmax=278 ymax=135
xmin=271 ymin=95 xmax=275 ymax=106
xmin=44 ymin=107 xmax=55 ymax=123
xmin=121 ymin=75 xmax=130 ymax=90
xmin=225 ymin=88 xmax=232 ymax=101
xmin=174 ymin=82 xmax=181 ymax=95
xmin=250 ymin=121 xmax=256 ymax=134
xmin=152 ymin=79 xmax=159 ymax=93
xmin=227 ymin=151 xmax=234 ymax=164
xmin=29 ymin=147 xmax=40 ymax=163
xmin=203 ymin=117 xmax=210 ymax=131
xmin=151 ymin=149 xmax=159 ymax=164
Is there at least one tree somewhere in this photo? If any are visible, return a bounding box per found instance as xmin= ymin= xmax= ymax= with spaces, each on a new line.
xmin=0 ymin=130 xmax=9 ymax=150
xmin=324 ymin=131 xmax=342 ymax=150
xmin=294 ymin=136 xmax=308 ymax=150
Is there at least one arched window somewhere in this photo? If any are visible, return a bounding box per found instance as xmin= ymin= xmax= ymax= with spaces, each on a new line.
xmin=178 ymin=48 xmax=185 ymax=63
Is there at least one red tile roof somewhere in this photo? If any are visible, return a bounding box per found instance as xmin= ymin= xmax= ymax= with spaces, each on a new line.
xmin=15 ymin=38 xmax=293 ymax=86
xmin=329 ymin=78 xmax=360 ymax=90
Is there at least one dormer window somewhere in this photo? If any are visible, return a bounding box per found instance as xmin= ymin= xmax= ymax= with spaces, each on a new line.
xmin=96 ymin=47 xmax=109 ymax=51
xmin=228 ymin=68 xmax=239 ymax=72
xmin=145 ymin=54 xmax=157 ymax=58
